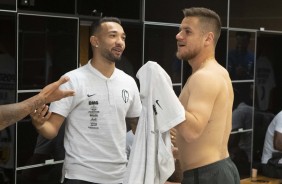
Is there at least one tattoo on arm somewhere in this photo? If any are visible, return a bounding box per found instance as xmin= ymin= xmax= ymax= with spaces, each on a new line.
xmin=0 ymin=94 xmax=45 ymax=130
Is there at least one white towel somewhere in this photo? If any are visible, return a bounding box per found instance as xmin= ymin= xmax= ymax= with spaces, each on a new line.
xmin=123 ymin=61 xmax=185 ymax=184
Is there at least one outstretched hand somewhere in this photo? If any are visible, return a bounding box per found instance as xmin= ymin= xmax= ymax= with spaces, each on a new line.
xmin=39 ymin=76 xmax=75 ymax=104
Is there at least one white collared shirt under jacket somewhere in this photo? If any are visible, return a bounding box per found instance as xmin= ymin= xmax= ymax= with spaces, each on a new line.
xmin=124 ymin=61 xmax=186 ymax=184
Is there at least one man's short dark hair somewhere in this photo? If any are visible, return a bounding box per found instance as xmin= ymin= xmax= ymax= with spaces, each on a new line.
xmin=90 ymin=17 xmax=122 ymax=35
xmin=182 ymin=7 xmax=221 ymax=45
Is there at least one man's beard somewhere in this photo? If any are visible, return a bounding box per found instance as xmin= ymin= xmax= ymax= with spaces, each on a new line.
xmin=102 ymin=49 xmax=122 ymax=63
xmin=176 ymin=49 xmax=198 ymax=61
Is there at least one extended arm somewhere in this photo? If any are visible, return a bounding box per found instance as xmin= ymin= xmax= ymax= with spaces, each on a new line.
xmin=0 ymin=76 xmax=74 ymax=130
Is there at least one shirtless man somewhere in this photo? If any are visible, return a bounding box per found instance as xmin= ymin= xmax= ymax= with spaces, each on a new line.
xmin=173 ymin=7 xmax=240 ymax=184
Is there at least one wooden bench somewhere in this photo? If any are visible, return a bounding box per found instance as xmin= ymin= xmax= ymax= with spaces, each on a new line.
xmin=240 ymin=175 xmax=281 ymax=184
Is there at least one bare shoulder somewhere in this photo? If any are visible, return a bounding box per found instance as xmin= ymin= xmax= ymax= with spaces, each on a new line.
xmin=189 ymin=68 xmax=220 ymax=86
xmin=188 ymin=64 xmax=229 ymax=94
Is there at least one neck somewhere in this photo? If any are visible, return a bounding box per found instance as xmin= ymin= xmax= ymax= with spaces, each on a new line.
xmin=190 ymin=56 xmax=215 ymax=73
xmin=202 ymin=56 xmax=215 ymax=65
xmin=91 ymin=58 xmax=115 ymax=78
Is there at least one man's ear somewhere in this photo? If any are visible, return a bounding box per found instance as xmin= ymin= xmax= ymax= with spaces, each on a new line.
xmin=205 ymin=32 xmax=214 ymax=46
xmin=90 ymin=35 xmax=99 ymax=47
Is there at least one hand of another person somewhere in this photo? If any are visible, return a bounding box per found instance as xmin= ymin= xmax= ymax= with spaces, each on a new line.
xmin=39 ymin=76 xmax=75 ymax=104
xmin=170 ymin=128 xmax=177 ymax=146
xmin=30 ymin=105 xmax=51 ymax=129
xmin=172 ymin=146 xmax=180 ymax=160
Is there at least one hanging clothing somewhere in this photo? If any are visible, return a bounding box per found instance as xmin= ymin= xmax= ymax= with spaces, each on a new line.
xmin=124 ymin=61 xmax=185 ymax=184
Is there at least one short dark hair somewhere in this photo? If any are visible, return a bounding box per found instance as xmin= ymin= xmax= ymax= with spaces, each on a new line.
xmin=90 ymin=17 xmax=122 ymax=35
xmin=182 ymin=7 xmax=221 ymax=45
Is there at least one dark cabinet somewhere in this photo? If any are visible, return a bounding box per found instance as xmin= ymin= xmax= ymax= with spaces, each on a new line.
xmin=0 ymin=0 xmax=16 ymax=11
xmin=230 ymin=0 xmax=282 ymax=31
xmin=18 ymin=14 xmax=78 ymax=90
xmin=17 ymin=0 xmax=75 ymax=14
xmin=1 ymin=0 xmax=282 ymax=183
xmin=145 ymin=0 xmax=228 ymax=26
xmin=77 ymin=0 xmax=142 ymax=20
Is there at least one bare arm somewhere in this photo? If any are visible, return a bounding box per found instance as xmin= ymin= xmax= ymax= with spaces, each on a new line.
xmin=175 ymin=73 xmax=219 ymax=142
xmin=0 ymin=97 xmax=44 ymax=130
xmin=0 ymin=76 xmax=74 ymax=131
xmin=274 ymin=131 xmax=282 ymax=151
